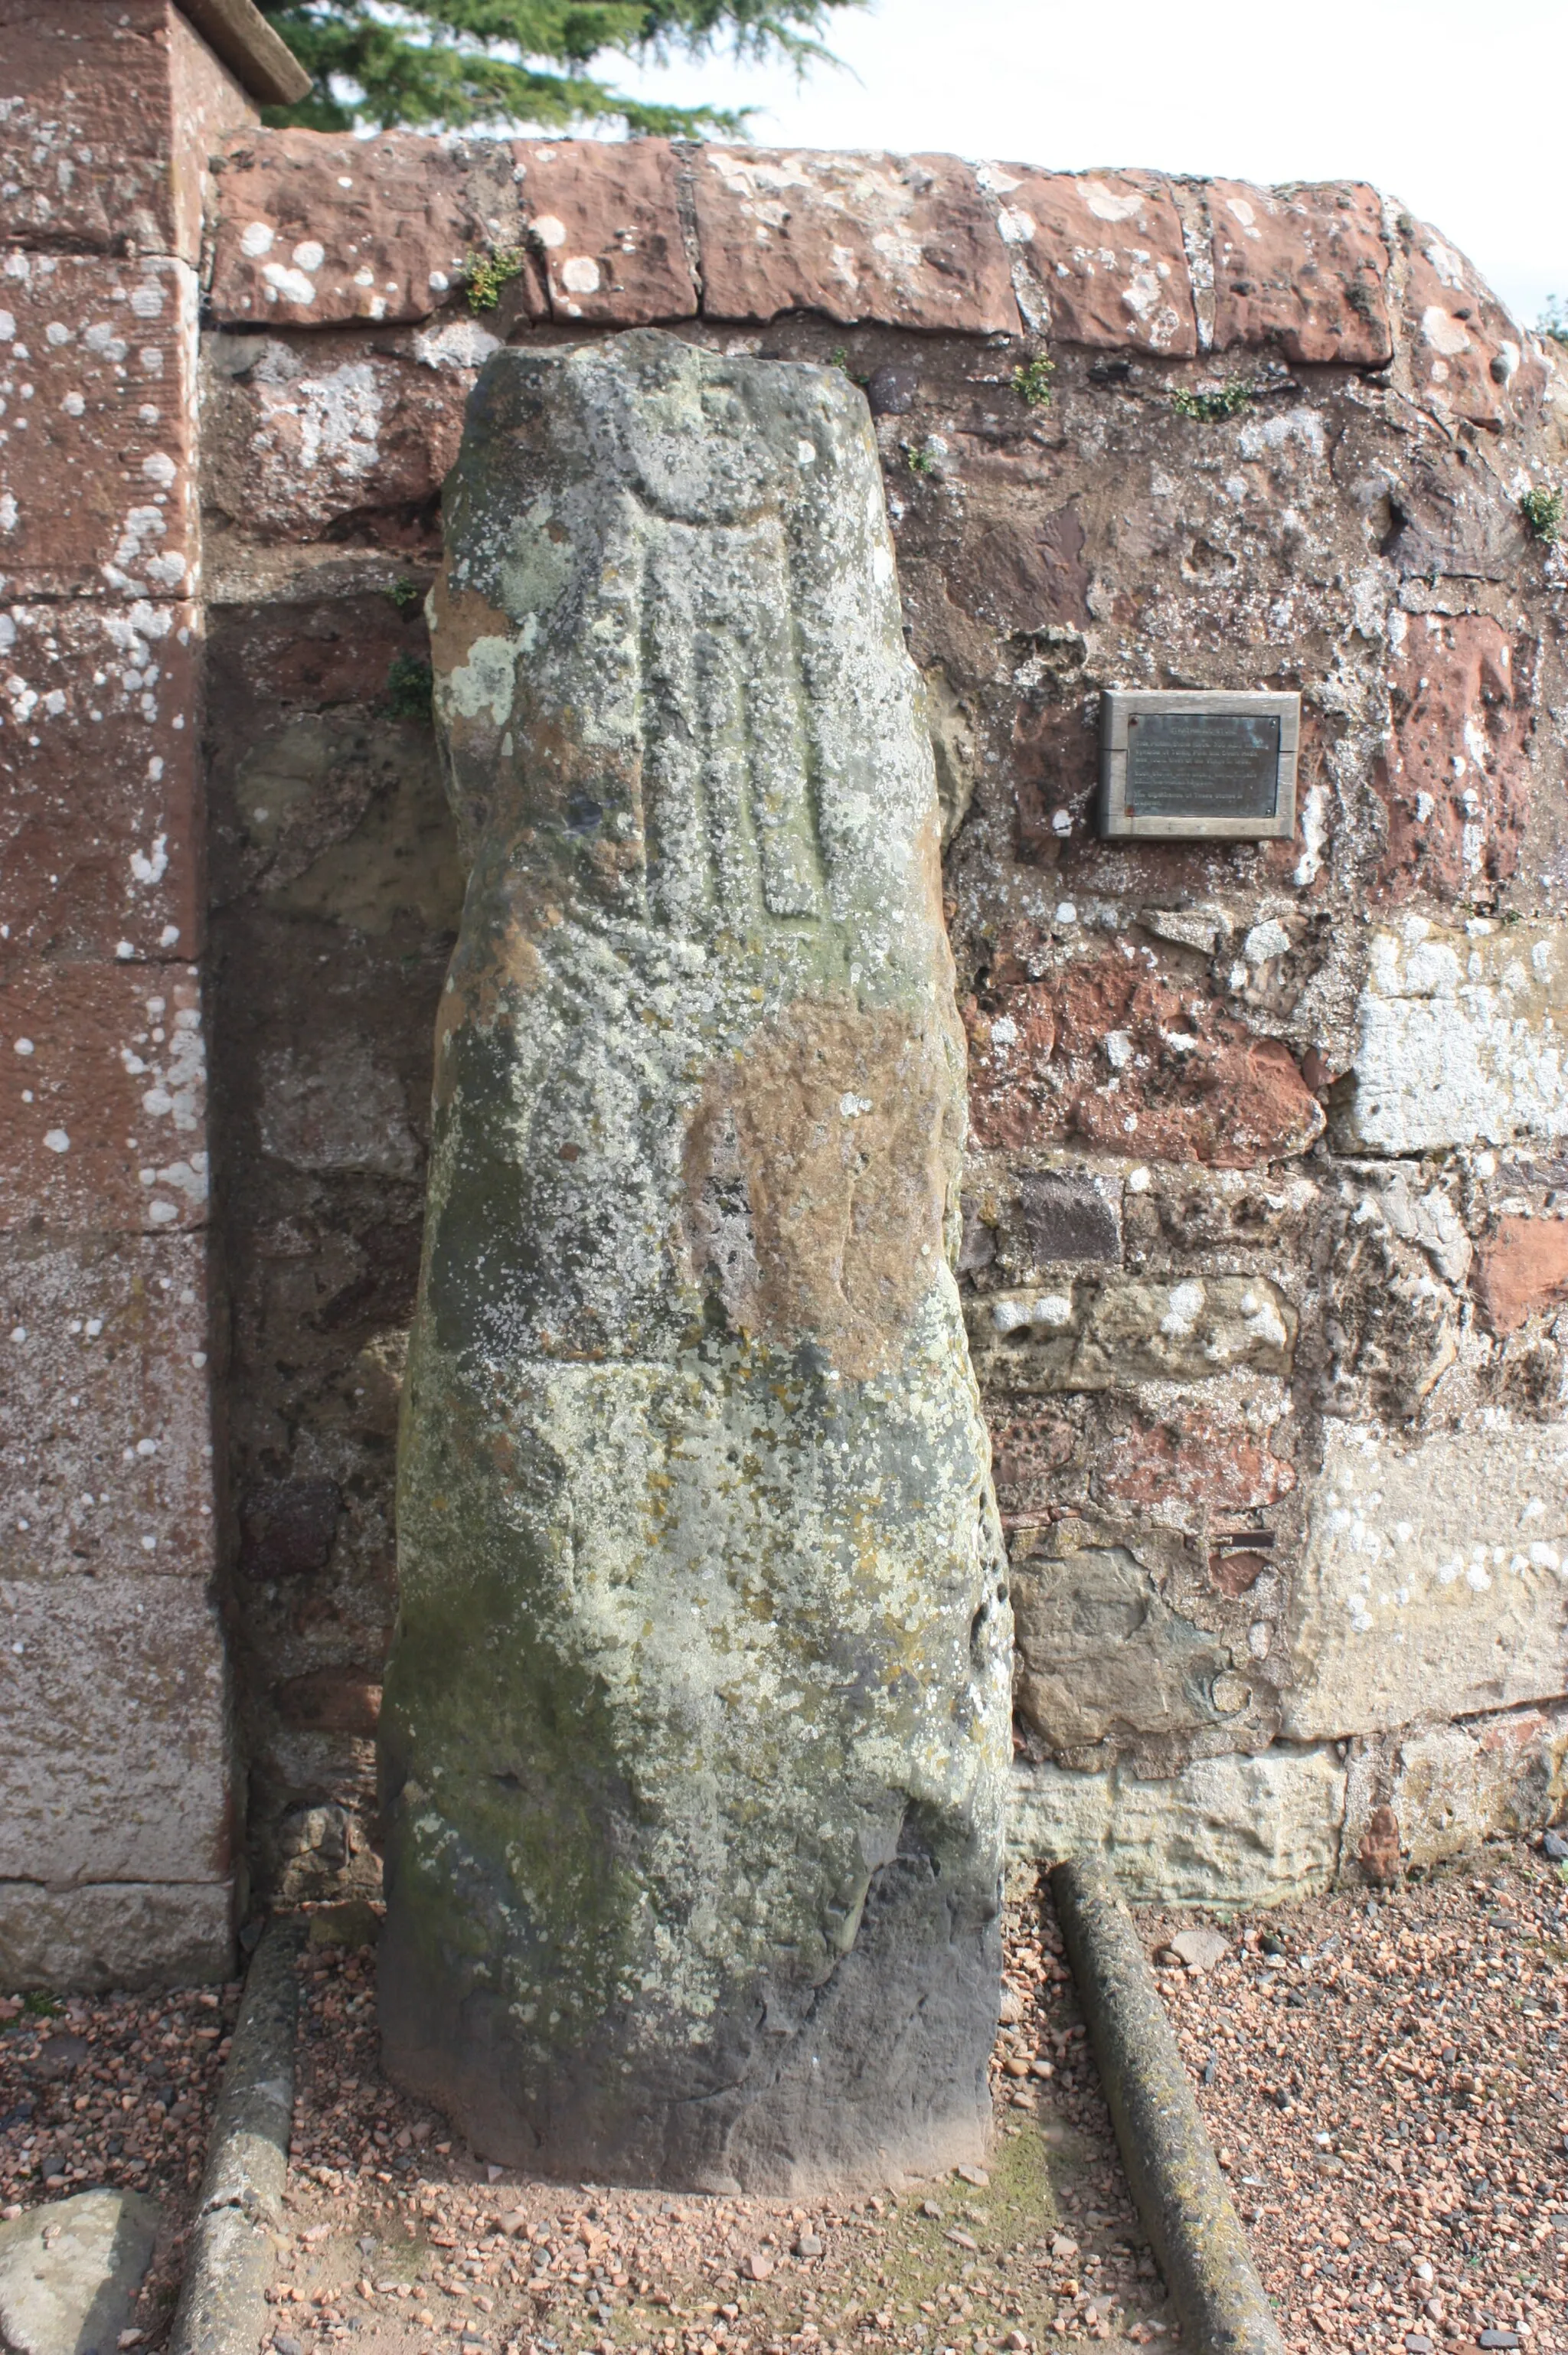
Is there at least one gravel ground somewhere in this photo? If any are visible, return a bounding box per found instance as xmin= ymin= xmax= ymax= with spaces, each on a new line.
xmin=266 ymin=1898 xmax=1167 ymax=2355
xmin=1138 ymin=1844 xmax=1568 ymax=2355
xmin=0 ymin=1974 xmax=243 ymax=2336
xmin=3 ymin=1841 xmax=1563 ymax=2355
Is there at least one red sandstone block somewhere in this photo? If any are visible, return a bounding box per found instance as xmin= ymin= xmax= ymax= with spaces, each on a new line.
xmin=202 ymin=332 xmax=472 ymax=543
xmin=0 ymin=251 xmax=195 ymax=600
xmin=0 ymin=599 xmax=202 ymax=962
xmin=1209 ymin=180 xmax=1392 ymax=365
xmin=0 ymin=1572 xmax=230 ymax=1885
xmin=694 ymin=148 xmax=1018 ymax=333
xmin=1397 ymin=216 xmax=1547 ymax=428
xmin=1378 ymin=612 xmax=1530 ymax=901
xmin=1096 ymin=1406 xmax=1296 ymax=1513
xmin=980 ymin=167 xmax=1196 ymax=354
xmin=0 ymin=960 xmax=207 ymax=1232
xmin=963 ymin=952 xmax=1324 ymax=1168
xmin=207 ymin=129 xmax=541 ymax=329
xmin=0 ymin=0 xmax=251 ymax=263
xmin=514 ymin=139 xmax=697 ymax=325
xmin=1472 ymin=1216 xmax=1568 ymax=1337
xmin=0 ymin=1230 xmax=214 ymax=1583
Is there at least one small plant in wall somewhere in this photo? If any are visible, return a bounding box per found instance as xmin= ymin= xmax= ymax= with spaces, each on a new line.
xmin=1011 ymin=352 xmax=1056 ymax=409
xmin=464 ymin=245 xmax=526 ymax=313
xmin=387 ymin=576 xmax=424 ymax=617
xmin=1172 ymin=377 xmax=1256 ymax=422
xmin=387 ymin=654 xmax=434 ymax=722
xmin=1521 ymin=484 xmax=1563 ymax=544
xmin=906 ymin=441 xmax=941 ymax=478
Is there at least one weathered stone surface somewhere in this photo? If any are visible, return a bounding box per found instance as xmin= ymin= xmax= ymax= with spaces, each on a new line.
xmin=208 ymin=129 xmax=531 ymax=328
xmin=1280 ymin=1425 xmax=1568 ymax=1740
xmin=515 ymin=139 xmax=696 ymax=325
xmin=964 ymin=959 xmax=1324 ymax=1166
xmin=379 ymin=331 xmax=1011 ymax=2192
xmin=0 ymin=253 xmax=196 ymax=600
xmin=1209 ymin=181 xmax=1391 ymax=365
xmin=0 ymin=963 xmax=207 ymax=1232
xmin=0 ymin=1880 xmax=231 ymax=1990
xmin=0 ymin=1573 xmax=230 ymax=1883
xmin=694 ymin=149 xmax=1018 ymax=333
xmin=1473 ymin=1214 xmax=1568 ymax=1335
xmin=1008 ymin=1746 xmax=1346 ymax=1909
xmin=0 ymin=0 xmax=252 ymax=262
xmin=277 ymin=1669 xmax=381 ymax=1734
xmin=202 ymin=333 xmax=475 ymax=544
xmin=1377 ymin=614 xmax=1531 ymax=901
xmin=0 ymin=1233 xmax=214 ymax=1584
xmin=0 ymin=2187 xmax=160 ymax=2355
xmin=0 ymin=601 xmax=203 ymax=962
xmin=1378 ymin=449 xmax=1530 ymax=580
xmin=1012 ymin=1545 xmax=1237 ymax=1752
xmin=1093 ymin=1403 xmax=1296 ymax=1516
xmin=1347 ymin=1703 xmax=1568 ymax=1877
xmin=1335 ymin=919 xmax=1568 ymax=1154
xmin=1396 ymin=217 xmax=1547 ymax=429
xmin=1015 ymin=1168 xmax=1121 ymax=1263
xmin=977 ymin=167 xmax=1196 ymax=354
xmin=965 ymin=1275 xmax=1295 ymax=1396
xmin=256 ymin=1036 xmax=420 ymax=1177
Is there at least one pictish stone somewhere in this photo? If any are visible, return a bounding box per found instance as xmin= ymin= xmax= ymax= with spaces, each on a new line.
xmin=377 ymin=329 xmax=1011 ymax=2193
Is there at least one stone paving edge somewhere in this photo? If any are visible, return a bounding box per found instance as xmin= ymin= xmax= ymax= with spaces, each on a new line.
xmin=170 ymin=1916 xmax=305 ymax=2355
xmin=1050 ymin=1860 xmax=1286 ymax=2355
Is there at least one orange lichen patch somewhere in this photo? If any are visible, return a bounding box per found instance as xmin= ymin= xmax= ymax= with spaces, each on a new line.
xmin=683 ymin=999 xmax=965 ymax=1380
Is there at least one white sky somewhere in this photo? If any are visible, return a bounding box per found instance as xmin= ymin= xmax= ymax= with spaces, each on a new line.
xmin=607 ymin=0 xmax=1566 ymax=329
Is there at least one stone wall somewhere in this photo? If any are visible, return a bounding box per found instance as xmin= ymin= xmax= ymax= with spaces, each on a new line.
xmin=5 ymin=19 xmax=1568 ymax=1974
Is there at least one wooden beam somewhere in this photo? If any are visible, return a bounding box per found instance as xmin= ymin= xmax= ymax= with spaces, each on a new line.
xmin=175 ymin=0 xmax=313 ymax=106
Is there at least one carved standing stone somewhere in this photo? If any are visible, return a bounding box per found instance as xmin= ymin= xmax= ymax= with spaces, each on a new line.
xmin=377 ymin=330 xmax=1010 ymax=2191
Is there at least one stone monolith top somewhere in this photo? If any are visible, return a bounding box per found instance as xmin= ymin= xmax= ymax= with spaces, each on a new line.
xmin=377 ymin=329 xmax=1011 ymax=2191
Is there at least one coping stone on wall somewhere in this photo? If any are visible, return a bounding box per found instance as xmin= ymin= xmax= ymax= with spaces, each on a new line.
xmin=200 ymin=126 xmax=1555 ymax=433
xmin=691 ymin=148 xmax=1019 ymax=332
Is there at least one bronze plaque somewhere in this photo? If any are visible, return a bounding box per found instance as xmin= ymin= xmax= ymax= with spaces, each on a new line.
xmin=1098 ymin=689 xmax=1299 ymax=841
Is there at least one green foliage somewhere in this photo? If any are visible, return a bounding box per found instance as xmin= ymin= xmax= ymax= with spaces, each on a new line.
xmin=1523 ymin=485 xmax=1566 ymax=544
xmin=387 ymin=654 xmax=435 ymax=722
xmin=1539 ymin=295 xmax=1568 ymax=348
xmin=1011 ymin=353 xmax=1055 ymax=409
xmin=464 ymin=246 xmax=527 ymax=312
xmin=256 ymin=2 xmax=862 ymax=136
xmin=1171 ymin=378 xmax=1255 ymax=422
xmin=906 ymin=444 xmax=938 ymax=477
xmin=387 ymin=576 xmax=426 ymax=616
